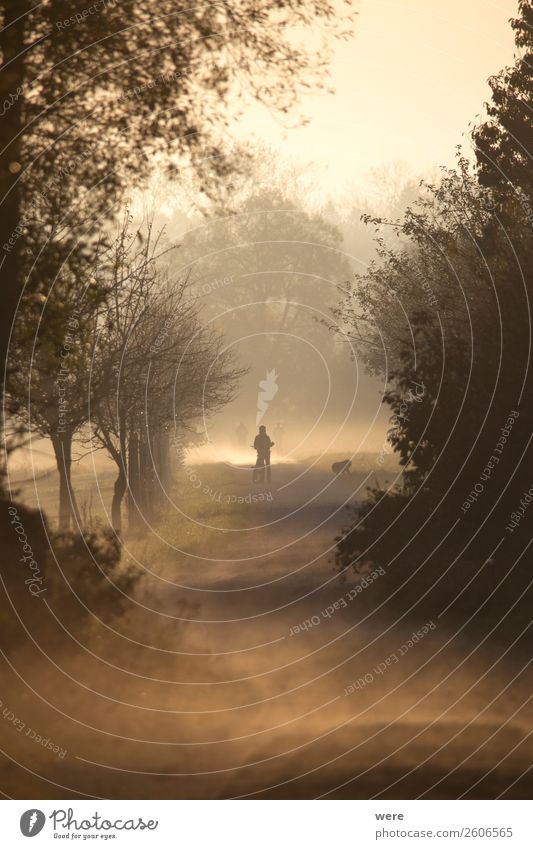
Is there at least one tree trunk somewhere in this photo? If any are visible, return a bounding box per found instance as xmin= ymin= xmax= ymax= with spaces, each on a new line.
xmin=0 ymin=3 xmax=30 ymax=437
xmin=110 ymin=429 xmax=128 ymax=533
xmin=51 ymin=431 xmax=80 ymax=531
xmin=160 ymin=428 xmax=171 ymax=490
xmin=127 ymin=426 xmax=141 ymax=533
xmin=111 ymin=464 xmax=127 ymax=533
xmin=139 ymin=425 xmax=152 ymax=522
xmin=153 ymin=426 xmax=171 ymax=503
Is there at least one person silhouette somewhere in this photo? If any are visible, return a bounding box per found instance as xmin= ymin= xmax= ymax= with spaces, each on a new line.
xmin=273 ymin=421 xmax=285 ymax=454
xmin=236 ymin=421 xmax=248 ymax=448
xmin=253 ymin=424 xmax=274 ymax=483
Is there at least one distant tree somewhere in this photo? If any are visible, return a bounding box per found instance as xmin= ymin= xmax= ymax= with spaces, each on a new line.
xmin=172 ymin=188 xmax=353 ymax=423
xmin=180 ymin=190 xmax=349 ymax=320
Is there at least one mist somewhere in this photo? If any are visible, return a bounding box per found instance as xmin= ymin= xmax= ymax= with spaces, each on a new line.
xmin=1 ymin=0 xmax=531 ymax=807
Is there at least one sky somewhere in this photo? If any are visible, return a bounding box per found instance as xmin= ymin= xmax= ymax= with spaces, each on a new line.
xmin=234 ymin=0 xmax=519 ymax=197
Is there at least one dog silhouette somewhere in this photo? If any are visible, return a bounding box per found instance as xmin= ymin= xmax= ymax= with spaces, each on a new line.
xmin=332 ymin=459 xmax=352 ymax=477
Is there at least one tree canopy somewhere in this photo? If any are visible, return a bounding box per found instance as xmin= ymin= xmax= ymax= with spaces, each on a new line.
xmin=473 ymin=0 xmax=533 ymax=199
xmin=0 ymin=0 xmax=354 ymax=432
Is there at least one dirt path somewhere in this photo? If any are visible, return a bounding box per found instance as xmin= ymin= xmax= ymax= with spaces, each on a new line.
xmin=1 ymin=463 xmax=531 ymax=798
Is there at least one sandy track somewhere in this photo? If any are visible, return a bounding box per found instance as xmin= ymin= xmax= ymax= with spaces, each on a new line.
xmin=1 ymin=463 xmax=531 ymax=799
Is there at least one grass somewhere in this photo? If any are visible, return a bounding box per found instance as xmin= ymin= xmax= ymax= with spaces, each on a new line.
xmin=11 ymin=464 xmax=115 ymax=527
xmin=11 ymin=460 xmax=251 ymax=578
xmin=125 ymin=463 xmax=252 ymax=580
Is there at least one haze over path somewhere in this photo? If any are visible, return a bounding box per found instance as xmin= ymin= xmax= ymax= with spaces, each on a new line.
xmin=1 ymin=462 xmax=530 ymax=799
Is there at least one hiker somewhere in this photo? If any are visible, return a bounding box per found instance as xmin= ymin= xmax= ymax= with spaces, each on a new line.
xmin=273 ymin=422 xmax=285 ymax=454
xmin=253 ymin=425 xmax=274 ymax=483
xmin=236 ymin=421 xmax=248 ymax=448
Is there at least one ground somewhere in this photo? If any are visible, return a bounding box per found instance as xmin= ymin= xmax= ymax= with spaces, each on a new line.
xmin=1 ymin=459 xmax=531 ymax=799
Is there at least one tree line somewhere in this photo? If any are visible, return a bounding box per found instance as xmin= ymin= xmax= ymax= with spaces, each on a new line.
xmin=335 ymin=1 xmax=533 ymax=630
xmin=0 ymin=0 xmax=354 ymax=533
xmin=10 ymin=212 xmax=242 ymax=532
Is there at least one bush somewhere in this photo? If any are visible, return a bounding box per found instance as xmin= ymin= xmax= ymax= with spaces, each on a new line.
xmin=49 ymin=526 xmax=141 ymax=619
xmin=0 ymin=501 xmax=140 ymax=649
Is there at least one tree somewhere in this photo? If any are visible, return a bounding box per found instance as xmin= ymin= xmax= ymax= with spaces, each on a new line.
xmin=340 ymin=161 xmax=531 ymax=470
xmin=335 ymin=2 xmax=533 ymax=591
xmin=172 ymin=188 xmax=353 ymax=427
xmin=89 ymin=215 xmax=242 ymax=533
xmin=0 ymin=0 xmax=354 ymax=436
xmin=335 ymin=155 xmax=533 ymax=585
xmin=473 ymin=0 xmax=533 ymax=201
xmin=10 ymin=240 xmax=112 ymax=529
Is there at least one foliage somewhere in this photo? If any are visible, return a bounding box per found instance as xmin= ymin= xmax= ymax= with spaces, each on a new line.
xmin=0 ymin=500 xmax=139 ymax=648
xmin=173 ymin=188 xmax=353 ymax=425
xmin=50 ymin=525 xmax=141 ymax=615
xmin=88 ymin=213 xmax=243 ymax=531
xmin=335 ymin=4 xmax=533 ymax=589
xmin=0 ymin=0 xmax=354 ymax=401
xmin=472 ymin=0 xmax=533 ymax=200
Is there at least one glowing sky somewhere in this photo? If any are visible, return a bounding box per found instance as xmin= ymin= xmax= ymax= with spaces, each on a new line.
xmin=234 ymin=0 xmax=518 ymax=196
